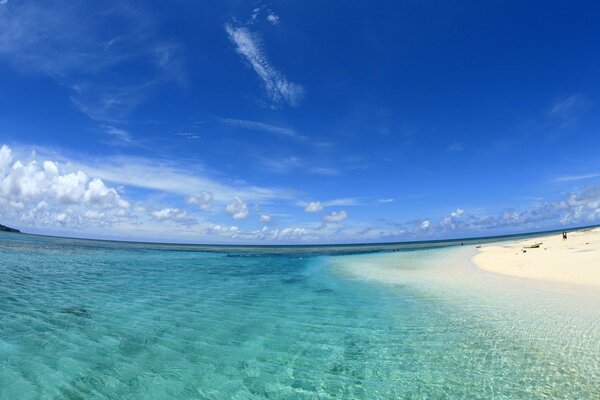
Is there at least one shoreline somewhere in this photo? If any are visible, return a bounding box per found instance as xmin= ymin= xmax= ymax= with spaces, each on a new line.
xmin=472 ymin=227 xmax=600 ymax=288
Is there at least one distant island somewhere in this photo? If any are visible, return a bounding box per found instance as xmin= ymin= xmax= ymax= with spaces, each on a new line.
xmin=0 ymin=223 xmax=20 ymax=233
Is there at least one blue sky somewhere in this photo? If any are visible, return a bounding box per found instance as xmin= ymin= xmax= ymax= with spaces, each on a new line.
xmin=1 ymin=0 xmax=600 ymax=243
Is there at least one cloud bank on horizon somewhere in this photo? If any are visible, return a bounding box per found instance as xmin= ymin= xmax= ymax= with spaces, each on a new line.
xmin=1 ymin=0 xmax=600 ymax=243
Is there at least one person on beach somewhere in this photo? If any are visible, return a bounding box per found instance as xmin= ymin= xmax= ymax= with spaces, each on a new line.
xmin=562 ymin=230 xmax=567 ymax=240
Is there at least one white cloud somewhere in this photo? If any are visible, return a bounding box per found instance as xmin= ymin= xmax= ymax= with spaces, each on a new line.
xmin=85 ymin=210 xmax=106 ymax=220
xmin=304 ymin=201 xmax=323 ymax=213
xmin=152 ymin=208 xmax=188 ymax=221
xmin=250 ymin=7 xmax=261 ymax=22
xmin=378 ymin=198 xmax=394 ymax=203
xmin=301 ymin=198 xmax=357 ymax=212
xmin=226 ymin=196 xmax=249 ymax=219
xmin=266 ymin=14 xmax=279 ymax=25
xmin=451 ymin=208 xmax=464 ymax=218
xmin=259 ymin=214 xmax=272 ymax=224
xmin=37 ymin=146 xmax=291 ymax=204
xmin=207 ymin=224 xmax=239 ymax=238
xmin=0 ymin=144 xmax=130 ymax=230
xmin=83 ymin=178 xmax=130 ymax=208
xmin=442 ymin=208 xmax=464 ymax=228
xmin=225 ymin=24 xmax=304 ymax=107
xmin=252 ymin=226 xmax=314 ymax=241
xmin=421 ymin=220 xmax=430 ymax=229
xmin=322 ymin=210 xmax=348 ymax=223
xmin=0 ymin=145 xmax=128 ymax=210
xmin=324 ymin=198 xmax=358 ymax=206
xmin=186 ymin=192 xmax=213 ymax=210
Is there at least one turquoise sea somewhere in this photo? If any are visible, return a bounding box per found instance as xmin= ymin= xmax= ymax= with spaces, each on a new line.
xmin=0 ymin=232 xmax=599 ymax=399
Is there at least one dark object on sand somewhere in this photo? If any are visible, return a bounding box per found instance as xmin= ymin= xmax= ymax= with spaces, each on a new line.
xmin=0 ymin=223 xmax=20 ymax=233
xmin=523 ymin=242 xmax=542 ymax=249
xmin=562 ymin=230 xmax=568 ymax=240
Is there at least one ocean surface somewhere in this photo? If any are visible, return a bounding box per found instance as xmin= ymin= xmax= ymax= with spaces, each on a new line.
xmin=0 ymin=232 xmax=599 ymax=399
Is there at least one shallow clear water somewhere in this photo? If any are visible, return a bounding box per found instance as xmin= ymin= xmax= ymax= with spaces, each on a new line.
xmin=0 ymin=233 xmax=599 ymax=399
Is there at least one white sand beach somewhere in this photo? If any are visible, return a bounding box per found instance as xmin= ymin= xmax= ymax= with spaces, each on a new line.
xmin=472 ymin=227 xmax=600 ymax=287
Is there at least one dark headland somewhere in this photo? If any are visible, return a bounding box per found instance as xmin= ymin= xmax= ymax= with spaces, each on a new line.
xmin=0 ymin=223 xmax=20 ymax=233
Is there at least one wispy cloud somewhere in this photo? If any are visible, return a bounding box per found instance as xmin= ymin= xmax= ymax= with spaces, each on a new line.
xmin=21 ymin=144 xmax=293 ymax=205
xmin=324 ymin=198 xmax=359 ymax=206
xmin=308 ymin=167 xmax=340 ymax=176
xmin=0 ymin=1 xmax=183 ymax=125
xmin=175 ymin=132 xmax=200 ymax=140
xmin=554 ymin=172 xmax=600 ymax=182
xmin=256 ymin=155 xmax=339 ymax=177
xmin=225 ymin=24 xmax=304 ymax=107
xmin=548 ymin=94 xmax=589 ymax=118
xmin=220 ymin=118 xmax=304 ymax=139
xmin=102 ymin=125 xmax=134 ymax=145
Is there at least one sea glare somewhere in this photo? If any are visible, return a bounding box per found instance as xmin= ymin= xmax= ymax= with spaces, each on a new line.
xmin=0 ymin=232 xmax=599 ymax=399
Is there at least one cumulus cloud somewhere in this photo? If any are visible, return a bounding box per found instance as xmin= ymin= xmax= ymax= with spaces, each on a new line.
xmin=304 ymin=201 xmax=323 ymax=212
xmin=420 ymin=220 xmax=430 ymax=229
xmin=186 ymin=192 xmax=213 ymax=210
xmin=259 ymin=214 xmax=272 ymax=224
xmin=250 ymin=226 xmax=315 ymax=242
xmin=0 ymin=145 xmax=128 ymax=209
xmin=226 ymin=196 xmax=249 ymax=219
xmin=225 ymin=24 xmax=304 ymax=107
xmin=0 ymin=144 xmax=129 ymax=229
xmin=557 ymin=185 xmax=600 ymax=224
xmin=266 ymin=14 xmax=279 ymax=25
xmin=207 ymin=224 xmax=239 ymax=238
xmin=151 ymin=208 xmax=187 ymax=221
xmin=442 ymin=208 xmax=464 ymax=228
xmin=302 ymin=198 xmax=357 ymax=212
xmin=321 ymin=210 xmax=348 ymax=223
